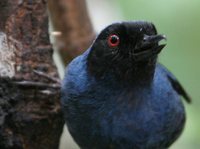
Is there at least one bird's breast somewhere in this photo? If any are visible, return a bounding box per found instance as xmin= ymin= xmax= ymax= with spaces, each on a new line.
xmin=64 ymin=75 xmax=185 ymax=148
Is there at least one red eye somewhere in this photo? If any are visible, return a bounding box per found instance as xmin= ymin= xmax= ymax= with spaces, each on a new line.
xmin=108 ymin=34 xmax=120 ymax=47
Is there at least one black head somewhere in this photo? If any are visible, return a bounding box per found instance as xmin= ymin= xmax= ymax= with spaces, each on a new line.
xmin=87 ymin=21 xmax=166 ymax=82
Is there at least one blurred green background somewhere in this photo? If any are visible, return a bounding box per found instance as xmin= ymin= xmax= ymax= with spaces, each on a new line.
xmin=59 ymin=0 xmax=200 ymax=148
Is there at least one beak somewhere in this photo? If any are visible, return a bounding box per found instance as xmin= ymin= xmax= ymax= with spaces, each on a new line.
xmin=133 ymin=34 xmax=167 ymax=61
xmin=143 ymin=34 xmax=166 ymax=44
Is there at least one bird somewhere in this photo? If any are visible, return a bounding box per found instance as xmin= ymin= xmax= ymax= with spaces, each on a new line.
xmin=61 ymin=21 xmax=191 ymax=149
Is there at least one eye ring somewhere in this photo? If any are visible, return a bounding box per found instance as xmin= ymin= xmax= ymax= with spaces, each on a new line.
xmin=108 ymin=34 xmax=120 ymax=47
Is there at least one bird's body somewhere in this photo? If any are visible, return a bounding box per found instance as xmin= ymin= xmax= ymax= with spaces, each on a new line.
xmin=61 ymin=21 xmax=190 ymax=149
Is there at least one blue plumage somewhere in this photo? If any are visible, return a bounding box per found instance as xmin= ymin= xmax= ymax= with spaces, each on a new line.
xmin=61 ymin=21 xmax=190 ymax=149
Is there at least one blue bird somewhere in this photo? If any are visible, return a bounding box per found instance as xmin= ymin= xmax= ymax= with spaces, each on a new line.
xmin=61 ymin=21 xmax=191 ymax=149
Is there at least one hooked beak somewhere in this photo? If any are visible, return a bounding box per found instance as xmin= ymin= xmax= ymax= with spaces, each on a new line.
xmin=133 ymin=34 xmax=167 ymax=61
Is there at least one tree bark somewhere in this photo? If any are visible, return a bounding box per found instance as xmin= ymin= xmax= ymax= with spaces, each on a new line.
xmin=48 ymin=0 xmax=95 ymax=65
xmin=0 ymin=0 xmax=64 ymax=149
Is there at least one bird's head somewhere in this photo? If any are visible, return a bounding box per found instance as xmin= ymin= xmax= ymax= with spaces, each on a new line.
xmin=87 ymin=21 xmax=166 ymax=82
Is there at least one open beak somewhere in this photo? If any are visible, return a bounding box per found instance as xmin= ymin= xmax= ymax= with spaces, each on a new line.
xmin=133 ymin=34 xmax=166 ymax=61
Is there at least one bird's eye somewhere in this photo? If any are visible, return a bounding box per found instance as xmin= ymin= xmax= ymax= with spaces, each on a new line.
xmin=108 ymin=34 xmax=120 ymax=47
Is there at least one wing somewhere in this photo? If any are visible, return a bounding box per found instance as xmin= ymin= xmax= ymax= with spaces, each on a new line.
xmin=158 ymin=63 xmax=191 ymax=103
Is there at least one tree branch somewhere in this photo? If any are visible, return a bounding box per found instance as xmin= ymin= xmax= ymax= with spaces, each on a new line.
xmin=0 ymin=0 xmax=64 ymax=149
xmin=48 ymin=0 xmax=95 ymax=65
